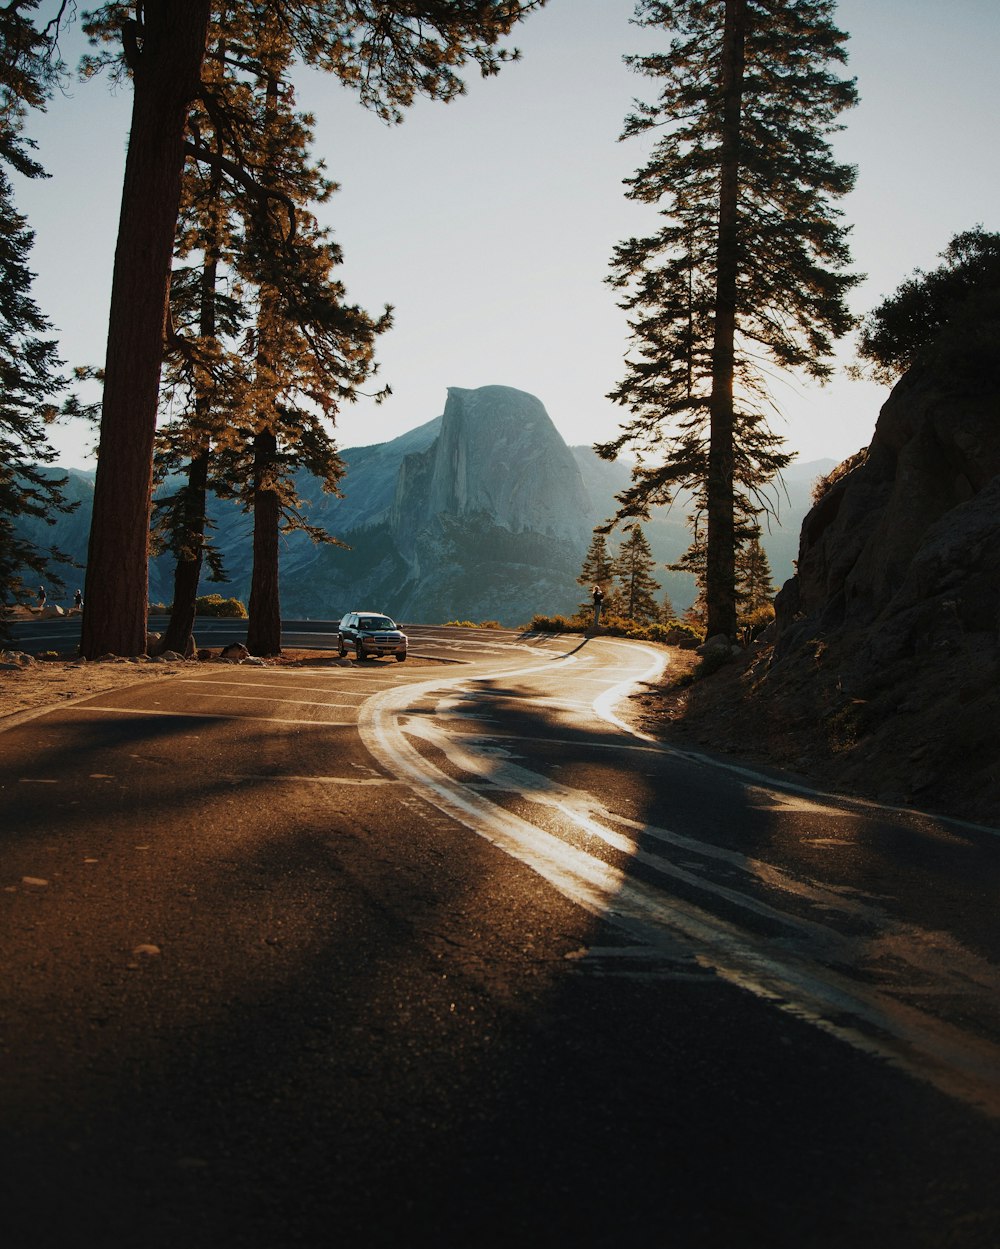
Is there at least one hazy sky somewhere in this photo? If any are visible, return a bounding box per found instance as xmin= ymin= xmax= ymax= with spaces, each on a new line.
xmin=14 ymin=0 xmax=1000 ymax=471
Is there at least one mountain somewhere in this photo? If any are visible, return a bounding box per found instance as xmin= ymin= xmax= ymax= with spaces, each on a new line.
xmin=17 ymin=385 xmax=834 ymax=626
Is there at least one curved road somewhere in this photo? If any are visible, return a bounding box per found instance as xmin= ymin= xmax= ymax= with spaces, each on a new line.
xmin=2 ymin=624 xmax=1000 ymax=1247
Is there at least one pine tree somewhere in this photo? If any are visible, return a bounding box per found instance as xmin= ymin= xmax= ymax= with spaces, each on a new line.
xmin=154 ymin=10 xmax=394 ymax=658
xmin=576 ymin=529 xmax=613 ymax=615
xmin=78 ymin=0 xmax=548 ymax=658
xmin=658 ymin=589 xmax=676 ymax=624
xmin=152 ymin=44 xmax=248 ymax=656
xmin=611 ymin=525 xmax=661 ymax=624
xmin=578 ymin=530 xmax=614 ymax=590
xmin=735 ymin=526 xmax=774 ymax=616
xmin=0 ymin=5 xmax=71 ymax=638
xmin=604 ymin=0 xmax=859 ymax=640
xmin=232 ymin=28 xmax=391 ymax=656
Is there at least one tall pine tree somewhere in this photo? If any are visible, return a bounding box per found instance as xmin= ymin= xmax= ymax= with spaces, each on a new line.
xmin=0 ymin=3 xmax=70 ymax=638
xmin=78 ymin=0 xmax=548 ymax=658
xmin=603 ymin=0 xmax=859 ymax=640
xmin=735 ymin=525 xmax=774 ymax=616
xmin=611 ymin=525 xmax=661 ymax=624
xmin=154 ymin=10 xmax=391 ymax=657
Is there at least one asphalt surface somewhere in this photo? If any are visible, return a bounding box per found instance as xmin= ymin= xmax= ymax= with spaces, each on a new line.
xmin=2 ymin=625 xmax=1000 ymax=1248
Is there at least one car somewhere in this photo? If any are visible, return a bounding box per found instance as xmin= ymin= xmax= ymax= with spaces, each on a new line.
xmin=337 ymin=611 xmax=408 ymax=662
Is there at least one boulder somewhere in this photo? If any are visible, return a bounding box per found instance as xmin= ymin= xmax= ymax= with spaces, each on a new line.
xmin=0 ymin=650 xmax=35 ymax=667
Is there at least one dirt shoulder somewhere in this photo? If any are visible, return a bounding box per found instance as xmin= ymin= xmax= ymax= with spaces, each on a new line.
xmin=0 ymin=648 xmax=437 ymax=726
xmin=625 ymin=639 xmax=1000 ymax=829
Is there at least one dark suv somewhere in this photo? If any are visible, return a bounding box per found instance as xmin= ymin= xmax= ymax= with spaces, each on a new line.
xmin=337 ymin=611 xmax=408 ymax=662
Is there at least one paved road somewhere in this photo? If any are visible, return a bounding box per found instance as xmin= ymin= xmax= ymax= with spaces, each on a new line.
xmin=2 ymin=628 xmax=1000 ymax=1247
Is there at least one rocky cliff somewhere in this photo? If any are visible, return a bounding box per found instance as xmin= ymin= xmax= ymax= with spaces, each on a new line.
xmin=392 ymin=386 xmax=591 ymax=547
xmin=775 ymin=362 xmax=1000 ymax=666
xmin=296 ymin=386 xmax=596 ymax=624
xmin=666 ymin=360 xmax=1000 ymax=825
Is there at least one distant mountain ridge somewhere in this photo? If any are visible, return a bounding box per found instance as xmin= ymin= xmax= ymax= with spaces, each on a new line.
xmin=17 ymin=385 xmax=834 ymax=626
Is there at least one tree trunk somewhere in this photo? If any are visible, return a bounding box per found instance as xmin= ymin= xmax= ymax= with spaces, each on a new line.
xmin=246 ymin=429 xmax=282 ymax=656
xmin=80 ymin=0 xmax=212 ymax=659
xmin=161 ymin=447 xmax=210 ymax=655
xmin=162 ymin=164 xmax=223 ymax=659
xmin=705 ymin=0 xmax=747 ymax=641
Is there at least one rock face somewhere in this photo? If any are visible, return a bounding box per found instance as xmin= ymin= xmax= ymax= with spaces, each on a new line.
xmin=776 ymin=363 xmax=1000 ymax=663
xmin=392 ymin=387 xmax=591 ymax=546
xmin=759 ymin=361 xmax=1000 ymax=823
xmin=313 ymin=386 xmax=594 ymax=625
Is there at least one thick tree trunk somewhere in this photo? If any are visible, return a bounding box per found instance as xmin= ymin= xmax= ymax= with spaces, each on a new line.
xmin=80 ymin=1 xmax=212 ymax=659
xmin=246 ymin=429 xmax=282 ymax=657
xmin=705 ymin=0 xmax=747 ymax=641
xmin=162 ymin=185 xmax=222 ymax=659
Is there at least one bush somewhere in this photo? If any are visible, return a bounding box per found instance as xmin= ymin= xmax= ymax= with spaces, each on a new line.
xmin=195 ymin=594 xmax=248 ymax=619
xmin=529 ymin=613 xmax=583 ymax=632
xmin=739 ymin=604 xmax=775 ymax=644
xmin=527 ymin=611 xmax=704 ymax=648
xmin=653 ymin=619 xmax=703 ymax=649
xmin=695 ymin=647 xmax=734 ymax=679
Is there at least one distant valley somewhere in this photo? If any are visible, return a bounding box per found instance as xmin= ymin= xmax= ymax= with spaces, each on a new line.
xmin=21 ymin=386 xmax=834 ymax=627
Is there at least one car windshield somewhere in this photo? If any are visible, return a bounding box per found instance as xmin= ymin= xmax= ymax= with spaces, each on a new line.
xmin=359 ymin=616 xmax=395 ymax=630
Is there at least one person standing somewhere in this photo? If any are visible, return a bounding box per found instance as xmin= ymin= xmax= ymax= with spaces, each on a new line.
xmin=591 ymin=584 xmax=604 ymax=630
xmin=73 ymin=589 xmax=83 ymax=610
xmin=37 ymin=585 xmax=46 ymax=609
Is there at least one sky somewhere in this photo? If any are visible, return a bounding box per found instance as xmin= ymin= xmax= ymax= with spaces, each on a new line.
xmin=13 ymin=0 xmax=1000 ymax=472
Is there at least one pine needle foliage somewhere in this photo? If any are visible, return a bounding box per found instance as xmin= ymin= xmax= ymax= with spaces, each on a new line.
xmin=74 ymin=0 xmax=547 ymax=657
xmin=611 ymin=525 xmax=661 ymax=624
xmin=603 ymin=0 xmax=860 ymax=639
xmin=854 ymin=227 xmax=1000 ymax=388
xmin=0 ymin=4 xmax=72 ymax=637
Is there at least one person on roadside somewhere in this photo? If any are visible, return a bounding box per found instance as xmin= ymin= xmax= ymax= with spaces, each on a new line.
xmin=37 ymin=585 xmax=46 ymax=609
xmin=591 ymin=584 xmax=604 ymax=630
xmin=73 ymin=588 xmax=83 ymax=610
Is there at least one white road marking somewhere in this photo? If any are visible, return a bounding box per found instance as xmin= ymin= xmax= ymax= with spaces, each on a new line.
xmin=71 ymin=705 xmax=354 ymax=726
xmin=146 ymin=690 xmax=362 ymax=709
xmin=231 ymin=775 xmax=401 ymax=785
xmin=359 ymin=647 xmax=1000 ymax=1118
xmin=170 ymin=677 xmax=367 ymax=698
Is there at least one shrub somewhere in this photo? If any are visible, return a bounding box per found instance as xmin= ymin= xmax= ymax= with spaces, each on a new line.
xmin=527 ymin=611 xmax=703 ymax=648
xmin=529 ymin=613 xmax=581 ymax=632
xmin=195 ymin=594 xmax=248 ymax=619
xmin=738 ymin=604 xmax=775 ymax=645
xmin=652 ymin=619 xmax=703 ymax=648
xmin=695 ymin=647 xmax=734 ymax=679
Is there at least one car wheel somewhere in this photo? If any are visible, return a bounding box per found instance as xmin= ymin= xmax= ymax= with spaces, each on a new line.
xmin=396 ymin=653 xmax=406 ymax=662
